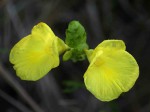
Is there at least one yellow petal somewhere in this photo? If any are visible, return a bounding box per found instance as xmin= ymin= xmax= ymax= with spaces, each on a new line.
xmin=84 ymin=49 xmax=94 ymax=62
xmin=84 ymin=40 xmax=139 ymax=101
xmin=96 ymin=40 xmax=126 ymax=50
xmin=56 ymin=36 xmax=69 ymax=55
xmin=9 ymin=23 xmax=59 ymax=81
xmin=32 ymin=22 xmax=55 ymax=40
xmin=87 ymin=40 xmax=126 ymax=62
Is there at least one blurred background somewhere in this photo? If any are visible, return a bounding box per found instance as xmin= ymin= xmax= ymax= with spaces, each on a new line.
xmin=0 ymin=0 xmax=150 ymax=112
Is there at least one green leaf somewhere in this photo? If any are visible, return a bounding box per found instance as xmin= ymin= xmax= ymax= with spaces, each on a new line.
xmin=63 ymin=80 xmax=84 ymax=93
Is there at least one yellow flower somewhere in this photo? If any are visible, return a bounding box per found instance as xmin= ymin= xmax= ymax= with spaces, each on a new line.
xmin=9 ymin=22 xmax=68 ymax=81
xmin=84 ymin=40 xmax=139 ymax=101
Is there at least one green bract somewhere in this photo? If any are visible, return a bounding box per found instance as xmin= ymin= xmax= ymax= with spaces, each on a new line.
xmin=63 ymin=21 xmax=88 ymax=62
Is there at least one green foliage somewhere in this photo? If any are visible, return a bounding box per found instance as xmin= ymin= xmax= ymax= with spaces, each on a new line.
xmin=63 ymin=80 xmax=84 ymax=93
xmin=63 ymin=20 xmax=88 ymax=62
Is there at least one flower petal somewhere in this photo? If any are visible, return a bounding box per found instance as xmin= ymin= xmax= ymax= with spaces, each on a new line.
xmin=96 ymin=40 xmax=126 ymax=50
xmin=32 ymin=22 xmax=55 ymax=40
xmin=88 ymin=40 xmax=126 ymax=63
xmin=9 ymin=23 xmax=59 ymax=81
xmin=84 ymin=41 xmax=139 ymax=101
